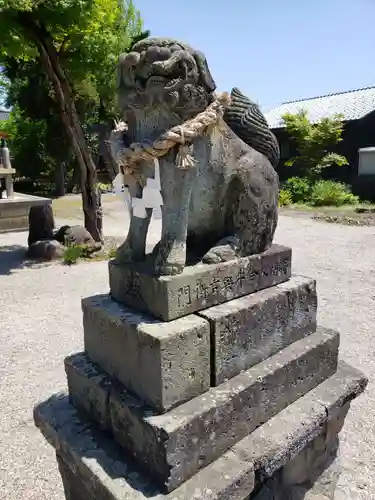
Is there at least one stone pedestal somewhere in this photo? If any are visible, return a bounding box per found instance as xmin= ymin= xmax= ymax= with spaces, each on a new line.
xmin=0 ymin=192 xmax=52 ymax=233
xmin=0 ymin=166 xmax=15 ymax=199
xmin=34 ymin=246 xmax=367 ymax=500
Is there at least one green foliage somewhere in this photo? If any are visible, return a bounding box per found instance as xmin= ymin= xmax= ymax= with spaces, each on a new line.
xmin=62 ymin=243 xmax=92 ymax=265
xmin=310 ymin=180 xmax=359 ymax=207
xmin=0 ymin=107 xmax=56 ymax=183
xmin=283 ymin=176 xmax=312 ymax=203
xmin=58 ymin=0 xmax=144 ymax=120
xmin=0 ymin=107 xmax=17 ymax=138
xmin=278 ymin=189 xmax=293 ymax=207
xmin=282 ymin=110 xmax=348 ymax=181
xmin=107 ymin=246 xmax=117 ymax=259
xmin=0 ymin=0 xmax=147 ymax=191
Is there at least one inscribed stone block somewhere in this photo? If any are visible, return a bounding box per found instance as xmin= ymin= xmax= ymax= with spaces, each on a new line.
xmin=109 ymin=244 xmax=292 ymax=321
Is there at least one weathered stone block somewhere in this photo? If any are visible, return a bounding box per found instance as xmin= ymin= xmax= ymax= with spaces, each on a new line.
xmin=82 ymin=294 xmax=210 ymax=412
xmin=281 ymin=434 xmax=340 ymax=487
xmin=34 ymin=361 xmax=367 ymax=500
xmin=109 ymin=244 xmax=292 ymax=321
xmin=35 ymin=394 xmax=255 ymax=500
xmin=198 ymin=275 xmax=317 ymax=385
xmin=233 ymin=361 xmax=367 ymax=481
xmin=65 ymin=353 xmax=113 ymax=431
xmin=57 ymin=454 xmax=91 ymax=500
xmin=67 ymin=328 xmax=339 ymax=492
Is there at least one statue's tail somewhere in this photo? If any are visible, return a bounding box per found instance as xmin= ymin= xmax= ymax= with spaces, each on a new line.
xmin=223 ymin=87 xmax=280 ymax=168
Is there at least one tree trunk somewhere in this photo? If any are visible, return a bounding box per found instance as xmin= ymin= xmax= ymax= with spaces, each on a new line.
xmin=98 ymin=101 xmax=118 ymax=182
xmin=67 ymin=161 xmax=80 ymax=194
xmin=55 ymin=161 xmax=66 ymax=197
xmin=19 ymin=17 xmax=103 ymax=242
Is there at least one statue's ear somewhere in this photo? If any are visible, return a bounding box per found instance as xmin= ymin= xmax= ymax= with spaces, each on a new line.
xmin=194 ymin=50 xmax=216 ymax=92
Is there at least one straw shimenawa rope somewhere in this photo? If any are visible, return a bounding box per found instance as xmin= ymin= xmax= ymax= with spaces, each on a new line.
xmin=113 ymin=92 xmax=231 ymax=182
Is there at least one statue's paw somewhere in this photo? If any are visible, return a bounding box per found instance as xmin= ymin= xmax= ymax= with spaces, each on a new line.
xmin=155 ymin=262 xmax=185 ymax=276
xmin=202 ymin=237 xmax=240 ymax=264
xmin=153 ymin=242 xmax=186 ymax=276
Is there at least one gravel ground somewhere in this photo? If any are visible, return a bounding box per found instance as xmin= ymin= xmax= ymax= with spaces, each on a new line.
xmin=0 ymin=207 xmax=374 ymax=500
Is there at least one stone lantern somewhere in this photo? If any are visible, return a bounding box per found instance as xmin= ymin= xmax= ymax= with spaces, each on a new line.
xmin=0 ymin=136 xmax=16 ymax=199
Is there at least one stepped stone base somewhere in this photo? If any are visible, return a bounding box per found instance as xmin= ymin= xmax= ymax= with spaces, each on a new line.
xmin=82 ymin=274 xmax=316 ymax=411
xmin=109 ymin=244 xmax=292 ymax=320
xmin=34 ymin=362 xmax=367 ymax=500
xmin=66 ymin=328 xmax=339 ymax=492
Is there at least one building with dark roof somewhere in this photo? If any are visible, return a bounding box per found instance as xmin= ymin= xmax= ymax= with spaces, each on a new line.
xmin=0 ymin=108 xmax=10 ymax=121
xmin=264 ymin=86 xmax=375 ymax=198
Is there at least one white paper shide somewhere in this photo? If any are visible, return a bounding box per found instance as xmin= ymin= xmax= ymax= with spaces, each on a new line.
xmin=113 ymin=159 xmax=163 ymax=218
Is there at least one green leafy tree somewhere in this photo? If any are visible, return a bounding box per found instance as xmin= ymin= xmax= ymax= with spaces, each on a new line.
xmin=0 ymin=0 xmax=145 ymax=241
xmin=281 ymin=110 xmax=348 ymax=182
xmin=2 ymin=58 xmax=73 ymax=194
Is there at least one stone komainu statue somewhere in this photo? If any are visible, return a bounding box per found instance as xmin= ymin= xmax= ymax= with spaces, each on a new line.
xmin=110 ymin=37 xmax=280 ymax=276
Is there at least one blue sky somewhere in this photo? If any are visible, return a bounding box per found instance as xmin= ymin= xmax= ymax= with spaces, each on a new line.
xmin=135 ymin=0 xmax=375 ymax=111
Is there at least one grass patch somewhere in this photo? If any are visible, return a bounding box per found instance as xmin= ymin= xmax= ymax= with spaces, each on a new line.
xmin=62 ymin=244 xmax=92 ymax=265
xmin=281 ymin=203 xmax=375 ymax=213
xmin=312 ymin=213 xmax=375 ymax=226
xmin=107 ymin=246 xmax=117 ymax=259
xmin=61 ymin=237 xmax=121 ymax=265
xmin=280 ymin=202 xmax=375 ymax=225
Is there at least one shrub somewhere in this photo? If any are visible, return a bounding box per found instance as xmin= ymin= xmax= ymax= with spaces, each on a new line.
xmin=97 ymin=182 xmax=113 ymax=193
xmin=279 ymin=189 xmax=293 ymax=206
xmin=310 ymin=181 xmax=359 ymax=207
xmin=62 ymin=244 xmax=92 ymax=265
xmin=108 ymin=246 xmax=117 ymax=259
xmin=283 ymin=177 xmax=312 ymax=203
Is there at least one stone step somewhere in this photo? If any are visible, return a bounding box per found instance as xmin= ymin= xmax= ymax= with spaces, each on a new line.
xmin=34 ymin=361 xmax=367 ymax=500
xmin=82 ymin=294 xmax=211 ymax=413
xmin=66 ymin=327 xmax=339 ymax=492
xmin=198 ymin=274 xmax=317 ymax=385
xmin=109 ymin=244 xmax=292 ymax=321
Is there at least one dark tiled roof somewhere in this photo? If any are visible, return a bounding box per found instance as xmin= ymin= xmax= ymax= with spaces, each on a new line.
xmin=0 ymin=109 xmax=10 ymax=121
xmin=265 ymin=86 xmax=375 ymax=129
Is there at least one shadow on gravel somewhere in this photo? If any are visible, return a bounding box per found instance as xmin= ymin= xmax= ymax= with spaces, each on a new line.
xmin=0 ymin=245 xmax=53 ymax=275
